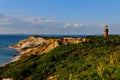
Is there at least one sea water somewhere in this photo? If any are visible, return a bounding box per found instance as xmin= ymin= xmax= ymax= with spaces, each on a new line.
xmin=0 ymin=34 xmax=30 ymax=66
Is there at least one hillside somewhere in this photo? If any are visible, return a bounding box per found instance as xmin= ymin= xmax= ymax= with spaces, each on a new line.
xmin=1 ymin=36 xmax=120 ymax=80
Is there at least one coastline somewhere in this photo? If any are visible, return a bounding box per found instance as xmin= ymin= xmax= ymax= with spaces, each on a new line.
xmin=0 ymin=47 xmax=21 ymax=67
xmin=0 ymin=36 xmax=89 ymax=67
xmin=8 ymin=46 xmax=21 ymax=61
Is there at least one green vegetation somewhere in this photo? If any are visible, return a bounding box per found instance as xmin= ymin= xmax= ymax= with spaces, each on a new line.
xmin=1 ymin=36 xmax=120 ymax=80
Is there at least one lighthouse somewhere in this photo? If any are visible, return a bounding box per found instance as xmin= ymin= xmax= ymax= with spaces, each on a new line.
xmin=104 ymin=25 xmax=109 ymax=37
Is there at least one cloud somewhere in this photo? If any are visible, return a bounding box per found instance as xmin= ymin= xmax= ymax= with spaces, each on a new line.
xmin=64 ymin=22 xmax=87 ymax=28
xmin=0 ymin=13 xmax=108 ymax=34
xmin=0 ymin=13 xmax=66 ymax=34
xmin=73 ymin=23 xmax=84 ymax=28
xmin=0 ymin=22 xmax=12 ymax=25
xmin=0 ymin=14 xmax=13 ymax=25
xmin=0 ymin=13 xmax=58 ymax=28
xmin=23 ymin=17 xmax=56 ymax=24
xmin=64 ymin=23 xmax=71 ymax=28
xmin=0 ymin=13 xmax=6 ymax=18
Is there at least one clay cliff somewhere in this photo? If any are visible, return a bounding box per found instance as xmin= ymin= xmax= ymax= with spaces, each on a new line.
xmin=11 ymin=36 xmax=88 ymax=56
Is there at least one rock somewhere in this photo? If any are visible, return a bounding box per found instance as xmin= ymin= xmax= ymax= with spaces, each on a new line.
xmin=3 ymin=78 xmax=12 ymax=80
xmin=59 ymin=37 xmax=83 ymax=45
xmin=47 ymin=74 xmax=58 ymax=80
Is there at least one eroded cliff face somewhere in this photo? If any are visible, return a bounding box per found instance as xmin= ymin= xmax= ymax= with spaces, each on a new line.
xmin=11 ymin=36 xmax=88 ymax=56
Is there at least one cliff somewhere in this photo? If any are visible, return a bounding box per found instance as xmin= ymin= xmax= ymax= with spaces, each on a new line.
xmin=11 ymin=36 xmax=89 ymax=56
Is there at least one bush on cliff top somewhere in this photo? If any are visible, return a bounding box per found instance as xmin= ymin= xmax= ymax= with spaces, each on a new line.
xmin=0 ymin=36 xmax=120 ymax=80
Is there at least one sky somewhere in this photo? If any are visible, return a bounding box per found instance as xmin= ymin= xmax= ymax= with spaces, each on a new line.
xmin=0 ymin=0 xmax=120 ymax=35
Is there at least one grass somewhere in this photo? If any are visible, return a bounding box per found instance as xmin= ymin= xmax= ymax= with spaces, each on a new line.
xmin=0 ymin=36 xmax=120 ymax=80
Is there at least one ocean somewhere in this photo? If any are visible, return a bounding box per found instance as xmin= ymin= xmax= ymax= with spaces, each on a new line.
xmin=0 ymin=34 xmax=30 ymax=66
xmin=0 ymin=34 xmax=86 ymax=66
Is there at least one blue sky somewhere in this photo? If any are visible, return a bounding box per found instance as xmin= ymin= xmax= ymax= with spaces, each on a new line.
xmin=0 ymin=0 xmax=120 ymax=34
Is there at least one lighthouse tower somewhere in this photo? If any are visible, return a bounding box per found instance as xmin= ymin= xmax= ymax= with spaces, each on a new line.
xmin=104 ymin=25 xmax=109 ymax=37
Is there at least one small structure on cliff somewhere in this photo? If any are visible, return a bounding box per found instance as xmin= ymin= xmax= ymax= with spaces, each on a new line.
xmin=104 ymin=25 xmax=109 ymax=37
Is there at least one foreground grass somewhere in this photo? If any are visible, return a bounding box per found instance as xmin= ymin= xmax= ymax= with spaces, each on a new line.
xmin=1 ymin=36 xmax=120 ymax=80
